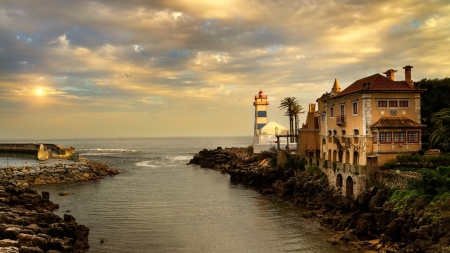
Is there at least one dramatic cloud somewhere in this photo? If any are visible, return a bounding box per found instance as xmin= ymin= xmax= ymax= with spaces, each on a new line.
xmin=0 ymin=0 xmax=449 ymax=138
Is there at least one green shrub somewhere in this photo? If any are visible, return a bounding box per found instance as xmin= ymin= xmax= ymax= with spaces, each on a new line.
xmin=270 ymin=157 xmax=277 ymax=168
xmin=381 ymin=162 xmax=397 ymax=170
xmin=390 ymin=166 xmax=450 ymax=218
xmin=283 ymin=154 xmax=307 ymax=171
xmin=246 ymin=145 xmax=254 ymax=154
xmin=257 ymin=149 xmax=276 ymax=160
xmin=306 ymin=164 xmax=321 ymax=174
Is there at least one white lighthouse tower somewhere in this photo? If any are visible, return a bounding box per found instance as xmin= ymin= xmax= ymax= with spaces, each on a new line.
xmin=253 ymin=90 xmax=269 ymax=136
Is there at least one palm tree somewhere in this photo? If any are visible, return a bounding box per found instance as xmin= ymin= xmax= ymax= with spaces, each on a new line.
xmin=291 ymin=103 xmax=305 ymax=134
xmin=279 ymin=97 xmax=303 ymax=142
xmin=429 ymin=108 xmax=450 ymax=148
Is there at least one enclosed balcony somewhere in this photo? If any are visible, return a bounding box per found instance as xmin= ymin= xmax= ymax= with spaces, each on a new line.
xmin=336 ymin=115 xmax=346 ymax=126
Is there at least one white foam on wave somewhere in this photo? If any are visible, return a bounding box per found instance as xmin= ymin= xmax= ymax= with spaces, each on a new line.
xmin=82 ymin=148 xmax=137 ymax=152
xmin=135 ymin=161 xmax=159 ymax=168
xmin=82 ymin=153 xmax=115 ymax=156
xmin=172 ymin=156 xmax=192 ymax=161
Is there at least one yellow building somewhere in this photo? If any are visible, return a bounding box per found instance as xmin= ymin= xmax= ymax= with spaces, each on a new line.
xmin=297 ymin=103 xmax=320 ymax=157
xmin=317 ymin=65 xmax=426 ymax=167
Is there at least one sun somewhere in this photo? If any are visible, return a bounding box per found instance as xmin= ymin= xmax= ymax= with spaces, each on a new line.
xmin=35 ymin=88 xmax=45 ymax=96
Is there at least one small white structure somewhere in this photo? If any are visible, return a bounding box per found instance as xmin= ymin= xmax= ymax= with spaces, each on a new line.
xmin=253 ymin=122 xmax=295 ymax=153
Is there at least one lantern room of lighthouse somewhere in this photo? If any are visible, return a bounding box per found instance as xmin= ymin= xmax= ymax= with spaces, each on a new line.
xmin=253 ymin=90 xmax=269 ymax=136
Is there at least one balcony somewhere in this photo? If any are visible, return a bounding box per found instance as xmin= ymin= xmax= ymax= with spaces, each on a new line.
xmin=336 ymin=115 xmax=346 ymax=126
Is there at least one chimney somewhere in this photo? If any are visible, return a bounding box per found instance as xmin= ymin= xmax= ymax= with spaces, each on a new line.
xmin=383 ymin=69 xmax=397 ymax=81
xmin=309 ymin=103 xmax=316 ymax=113
xmin=403 ymin=65 xmax=413 ymax=86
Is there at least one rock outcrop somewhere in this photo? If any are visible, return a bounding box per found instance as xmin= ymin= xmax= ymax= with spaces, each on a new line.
xmin=0 ymin=160 xmax=119 ymax=187
xmin=190 ymin=147 xmax=450 ymax=253
xmin=0 ymin=185 xmax=89 ymax=252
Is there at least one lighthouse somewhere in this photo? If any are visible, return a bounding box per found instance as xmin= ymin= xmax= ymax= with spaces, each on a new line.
xmin=253 ymin=90 xmax=269 ymax=136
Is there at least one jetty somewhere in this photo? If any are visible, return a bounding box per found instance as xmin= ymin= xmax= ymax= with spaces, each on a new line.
xmin=0 ymin=143 xmax=76 ymax=160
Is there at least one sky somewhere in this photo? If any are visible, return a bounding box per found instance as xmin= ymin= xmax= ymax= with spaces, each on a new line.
xmin=1 ymin=0 xmax=449 ymax=139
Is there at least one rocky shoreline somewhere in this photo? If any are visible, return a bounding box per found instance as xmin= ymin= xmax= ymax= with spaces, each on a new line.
xmin=0 ymin=185 xmax=89 ymax=253
xmin=189 ymin=147 xmax=450 ymax=253
xmin=0 ymin=159 xmax=119 ymax=252
xmin=0 ymin=159 xmax=119 ymax=187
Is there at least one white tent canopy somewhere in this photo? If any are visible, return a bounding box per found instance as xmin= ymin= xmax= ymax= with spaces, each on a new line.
xmin=260 ymin=122 xmax=288 ymax=135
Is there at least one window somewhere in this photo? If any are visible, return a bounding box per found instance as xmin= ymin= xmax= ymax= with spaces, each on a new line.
xmin=378 ymin=100 xmax=387 ymax=108
xmin=340 ymin=104 xmax=345 ymax=116
xmin=389 ymin=101 xmax=398 ymax=107
xmin=394 ymin=132 xmax=405 ymax=143
xmin=330 ymin=106 xmax=334 ymax=118
xmin=257 ymin=111 xmax=267 ymax=117
xmin=407 ymin=131 xmax=419 ymax=143
xmin=321 ymin=114 xmax=325 ymax=122
xmin=352 ymin=102 xmax=358 ymax=115
xmin=399 ymin=100 xmax=409 ymax=107
xmin=379 ymin=99 xmax=409 ymax=109
xmin=380 ymin=132 xmax=392 ymax=143
xmin=390 ymin=110 xmax=397 ymax=116
xmin=373 ymin=132 xmax=378 ymax=143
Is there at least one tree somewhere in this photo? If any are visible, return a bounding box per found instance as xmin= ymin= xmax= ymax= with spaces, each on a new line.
xmin=291 ymin=103 xmax=305 ymax=134
xmin=279 ymin=97 xmax=303 ymax=142
xmin=429 ymin=108 xmax=450 ymax=148
xmin=416 ymin=78 xmax=450 ymax=140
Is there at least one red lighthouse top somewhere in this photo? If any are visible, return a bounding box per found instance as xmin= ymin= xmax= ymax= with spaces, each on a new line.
xmin=255 ymin=90 xmax=267 ymax=99
xmin=254 ymin=90 xmax=269 ymax=105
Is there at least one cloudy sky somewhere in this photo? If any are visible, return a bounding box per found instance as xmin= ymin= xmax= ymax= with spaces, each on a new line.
xmin=1 ymin=0 xmax=449 ymax=139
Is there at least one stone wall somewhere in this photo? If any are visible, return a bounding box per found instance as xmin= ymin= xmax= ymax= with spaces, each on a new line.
xmin=307 ymin=158 xmax=370 ymax=198
xmin=372 ymin=170 xmax=422 ymax=189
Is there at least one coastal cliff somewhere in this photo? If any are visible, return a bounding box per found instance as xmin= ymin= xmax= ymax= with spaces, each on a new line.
xmin=189 ymin=147 xmax=450 ymax=253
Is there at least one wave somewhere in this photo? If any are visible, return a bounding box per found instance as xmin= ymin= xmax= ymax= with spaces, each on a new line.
xmin=135 ymin=155 xmax=192 ymax=168
xmin=171 ymin=156 xmax=192 ymax=161
xmin=82 ymin=152 xmax=117 ymax=156
xmin=135 ymin=161 xmax=160 ymax=168
xmin=82 ymin=148 xmax=138 ymax=152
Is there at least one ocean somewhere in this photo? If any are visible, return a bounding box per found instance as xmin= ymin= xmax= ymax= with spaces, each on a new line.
xmin=4 ymin=137 xmax=345 ymax=252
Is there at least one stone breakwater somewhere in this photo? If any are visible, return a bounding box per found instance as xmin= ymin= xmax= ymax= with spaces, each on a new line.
xmin=0 ymin=160 xmax=120 ymax=187
xmin=0 ymin=185 xmax=89 ymax=253
xmin=189 ymin=148 xmax=450 ymax=253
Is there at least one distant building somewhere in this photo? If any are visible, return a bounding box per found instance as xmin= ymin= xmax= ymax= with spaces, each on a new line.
xmin=297 ymin=103 xmax=320 ymax=158
xmin=317 ymin=65 xmax=426 ymax=167
xmin=253 ymin=90 xmax=269 ymax=136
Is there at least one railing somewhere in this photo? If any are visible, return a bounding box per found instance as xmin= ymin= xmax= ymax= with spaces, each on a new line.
xmin=336 ymin=115 xmax=346 ymax=125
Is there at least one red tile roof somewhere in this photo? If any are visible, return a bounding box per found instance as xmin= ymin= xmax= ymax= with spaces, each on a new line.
xmin=370 ymin=116 xmax=426 ymax=128
xmin=334 ymin=73 xmax=415 ymax=98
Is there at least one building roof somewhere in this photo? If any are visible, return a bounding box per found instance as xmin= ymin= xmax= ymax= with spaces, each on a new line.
xmin=332 ymin=73 xmax=416 ymax=98
xmin=370 ymin=116 xmax=426 ymax=128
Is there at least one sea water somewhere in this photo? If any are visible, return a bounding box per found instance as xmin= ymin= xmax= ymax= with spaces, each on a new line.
xmin=9 ymin=137 xmax=345 ymax=252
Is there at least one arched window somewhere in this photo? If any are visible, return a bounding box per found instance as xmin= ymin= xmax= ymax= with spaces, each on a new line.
xmin=346 ymin=176 xmax=354 ymax=197
xmin=336 ymin=174 xmax=343 ymax=188
xmin=353 ymin=151 xmax=359 ymax=165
